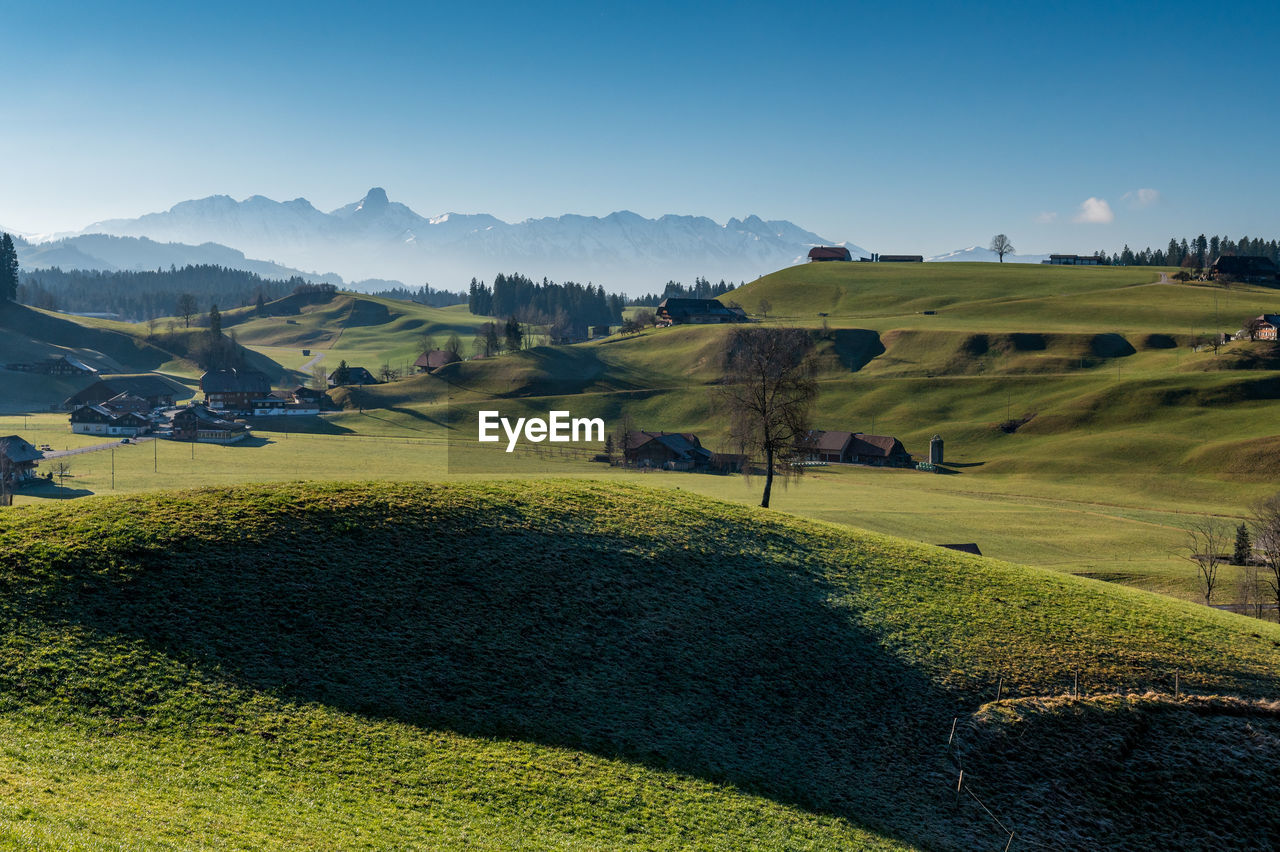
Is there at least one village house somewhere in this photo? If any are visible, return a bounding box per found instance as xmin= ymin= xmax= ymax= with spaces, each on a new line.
xmin=328 ymin=366 xmax=380 ymax=386
xmin=414 ymin=349 xmax=461 ymax=373
xmin=251 ymin=390 xmax=321 ymax=416
xmin=100 ymin=392 xmax=152 ymax=416
xmin=0 ymin=435 xmax=43 ymax=490
xmin=1214 ymin=255 xmax=1280 ymax=283
xmin=201 ymin=369 xmax=273 ymax=413
xmin=168 ymin=405 xmax=251 ymax=444
xmin=655 ymin=298 xmax=748 ymax=327
xmin=808 ymin=246 xmax=853 ymax=262
xmin=623 ymin=431 xmax=714 ymax=470
xmin=1244 ymin=315 xmax=1280 ymax=341
xmin=800 ymin=429 xmax=913 ymax=467
xmin=63 ymin=375 xmax=180 ymax=411
xmin=69 ymin=405 xmax=150 ymax=437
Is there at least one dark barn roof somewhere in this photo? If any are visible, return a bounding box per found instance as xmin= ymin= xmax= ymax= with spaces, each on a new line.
xmin=0 ymin=435 xmax=43 ymax=465
xmin=850 ymin=433 xmax=907 ymax=458
xmin=656 ymin=298 xmax=744 ymax=323
xmin=63 ymin=375 xmax=182 ymax=409
xmin=938 ymin=543 xmax=982 ymax=556
xmin=808 ymin=246 xmax=853 ymax=261
xmin=877 ymin=255 xmax=924 ymax=263
xmin=201 ymin=369 xmax=272 ymax=395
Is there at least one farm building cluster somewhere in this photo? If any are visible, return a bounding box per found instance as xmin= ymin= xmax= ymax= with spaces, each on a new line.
xmin=60 ymin=369 xmax=334 ymax=445
xmin=618 ymin=427 xmax=942 ymax=473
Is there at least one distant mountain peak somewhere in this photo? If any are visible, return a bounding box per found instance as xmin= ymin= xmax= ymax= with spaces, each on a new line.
xmin=357 ymin=187 xmax=389 ymax=212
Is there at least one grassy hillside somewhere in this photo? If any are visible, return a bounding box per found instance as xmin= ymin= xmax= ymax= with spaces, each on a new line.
xmin=1 ymin=481 xmax=1278 ymax=848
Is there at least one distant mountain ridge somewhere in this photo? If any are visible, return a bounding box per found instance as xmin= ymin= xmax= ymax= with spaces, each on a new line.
xmin=71 ymin=187 xmax=868 ymax=292
xmin=926 ymin=245 xmax=1050 ymax=264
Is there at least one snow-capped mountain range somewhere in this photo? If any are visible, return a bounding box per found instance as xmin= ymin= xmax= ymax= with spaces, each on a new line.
xmin=925 ymin=245 xmax=1050 ymax=264
xmin=47 ymin=187 xmax=869 ymax=292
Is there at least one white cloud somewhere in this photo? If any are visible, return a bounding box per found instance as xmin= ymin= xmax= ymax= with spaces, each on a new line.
xmin=1072 ymin=197 xmax=1114 ymax=224
xmin=1034 ymin=211 xmax=1058 ymax=224
xmin=1122 ymin=188 xmax=1160 ymax=208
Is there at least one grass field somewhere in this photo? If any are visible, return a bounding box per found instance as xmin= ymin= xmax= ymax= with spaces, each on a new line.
xmin=2 ymin=481 xmax=1280 ymax=848
xmin=5 ymin=263 xmax=1280 ymax=608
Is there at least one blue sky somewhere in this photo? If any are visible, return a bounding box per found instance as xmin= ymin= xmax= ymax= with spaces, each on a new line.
xmin=2 ymin=0 xmax=1277 ymax=256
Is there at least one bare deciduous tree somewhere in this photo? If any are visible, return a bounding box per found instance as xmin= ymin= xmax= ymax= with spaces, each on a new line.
xmin=719 ymin=327 xmax=817 ymax=508
xmin=757 ymin=298 xmax=772 ymax=319
xmin=50 ymin=461 xmax=71 ymax=489
xmin=1252 ymin=496 xmax=1280 ymax=619
xmin=175 ymin=293 xmax=198 ymax=329
xmin=1182 ymin=518 xmax=1231 ymax=605
xmin=989 ymin=234 xmax=1014 ymax=262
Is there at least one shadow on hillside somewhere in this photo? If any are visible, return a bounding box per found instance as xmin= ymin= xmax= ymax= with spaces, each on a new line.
xmin=47 ymin=495 xmax=974 ymax=848
xmin=829 ymin=329 xmax=885 ymax=372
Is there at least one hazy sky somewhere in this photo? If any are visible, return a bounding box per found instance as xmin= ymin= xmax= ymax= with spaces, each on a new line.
xmin=3 ymin=0 xmax=1277 ymax=255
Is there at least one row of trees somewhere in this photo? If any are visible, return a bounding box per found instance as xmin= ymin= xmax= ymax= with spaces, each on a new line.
xmin=628 ymin=277 xmax=738 ymax=306
xmin=15 ymin=264 xmax=326 ymax=321
xmin=1099 ymin=235 xmax=1280 ymax=268
xmin=467 ymin=274 xmax=624 ymax=328
xmin=366 ymin=283 xmax=467 ymax=307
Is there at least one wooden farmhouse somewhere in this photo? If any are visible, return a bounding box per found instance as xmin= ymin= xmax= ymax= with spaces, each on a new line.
xmin=800 ymin=430 xmax=913 ymax=467
xmin=623 ymin=431 xmax=714 ymax=470
xmin=201 ymin=369 xmax=273 ymax=413
xmin=168 ymin=405 xmax=251 ymax=444
xmin=328 ymin=366 xmax=380 ymax=386
xmin=69 ymin=405 xmax=150 ymax=437
xmin=655 ymin=298 xmax=748 ymax=327
xmin=0 ymin=435 xmax=43 ymax=490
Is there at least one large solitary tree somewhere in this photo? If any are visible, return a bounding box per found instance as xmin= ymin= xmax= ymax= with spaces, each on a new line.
xmin=719 ymin=327 xmax=817 ymax=508
xmin=989 ymin=234 xmax=1014 ymax=262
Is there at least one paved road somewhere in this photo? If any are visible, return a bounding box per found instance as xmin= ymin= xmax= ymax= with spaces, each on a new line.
xmin=43 ymin=436 xmax=153 ymax=459
xmin=300 ymin=351 xmax=325 ymax=373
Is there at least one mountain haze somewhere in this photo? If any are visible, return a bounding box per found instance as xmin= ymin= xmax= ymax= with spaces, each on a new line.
xmin=78 ymin=188 xmax=867 ymax=292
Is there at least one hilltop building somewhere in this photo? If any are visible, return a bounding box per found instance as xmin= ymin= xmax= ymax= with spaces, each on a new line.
xmin=876 ymin=254 xmax=924 ymax=263
xmin=655 ymin=298 xmax=748 ymax=327
xmin=328 ymin=366 xmax=380 ymax=386
xmin=808 ymin=246 xmax=853 ymax=262
xmin=1044 ymin=254 xmax=1103 ymax=266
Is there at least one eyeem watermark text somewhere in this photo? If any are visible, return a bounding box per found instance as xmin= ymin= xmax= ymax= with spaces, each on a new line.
xmin=478 ymin=410 xmax=605 ymax=452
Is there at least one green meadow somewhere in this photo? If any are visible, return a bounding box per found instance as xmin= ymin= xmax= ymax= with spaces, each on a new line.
xmin=4 ymin=261 xmax=1280 ymax=607
xmin=2 ymin=481 xmax=1279 ymax=848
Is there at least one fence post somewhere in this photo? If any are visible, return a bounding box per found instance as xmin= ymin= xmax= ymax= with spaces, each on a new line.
xmin=1074 ymin=668 xmax=1079 ymax=699
xmin=995 ymin=675 xmax=1003 ymax=703
xmin=1175 ymin=670 xmax=1180 ymax=698
xmin=955 ymin=770 xmax=964 ymax=807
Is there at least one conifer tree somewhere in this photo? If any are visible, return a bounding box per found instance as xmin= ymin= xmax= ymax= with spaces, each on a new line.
xmin=0 ymin=233 xmax=18 ymax=303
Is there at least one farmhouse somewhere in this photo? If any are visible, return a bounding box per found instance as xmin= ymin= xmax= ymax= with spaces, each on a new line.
xmin=1213 ymin=255 xmax=1280 ymax=283
xmin=201 ymin=369 xmax=273 ymax=413
xmin=69 ymin=405 xmax=150 ymax=437
xmin=100 ymin=392 xmax=152 ymax=416
xmin=414 ymin=350 xmax=461 ymax=373
xmin=328 ymin=366 xmax=380 ymax=386
xmin=251 ymin=391 xmax=321 ymax=416
xmin=808 ymin=246 xmax=853 ymax=262
xmin=655 ymin=298 xmax=747 ymax=327
xmin=63 ymin=375 xmax=180 ymax=411
xmin=168 ymin=405 xmax=251 ymax=444
xmin=1245 ymin=316 xmax=1279 ymax=340
xmin=623 ymin=431 xmax=713 ymax=470
xmin=0 ymin=435 xmax=42 ymax=489
xmin=1044 ymin=254 xmax=1103 ymax=266
xmin=3 ymin=355 xmax=98 ymax=376
xmin=800 ymin=429 xmax=912 ymax=466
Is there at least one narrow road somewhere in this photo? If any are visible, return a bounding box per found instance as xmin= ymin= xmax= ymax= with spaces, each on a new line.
xmin=43 ymin=437 xmax=153 ymax=459
xmin=300 ymin=351 xmax=325 ymax=373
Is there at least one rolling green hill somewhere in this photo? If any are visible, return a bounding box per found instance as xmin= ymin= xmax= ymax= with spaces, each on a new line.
xmin=1 ymin=481 xmax=1278 ymax=849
